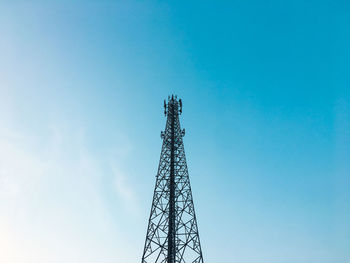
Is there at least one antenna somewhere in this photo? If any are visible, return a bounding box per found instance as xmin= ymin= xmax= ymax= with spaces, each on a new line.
xmin=179 ymin=99 xmax=182 ymax=114
xmin=164 ymin=100 xmax=167 ymax=116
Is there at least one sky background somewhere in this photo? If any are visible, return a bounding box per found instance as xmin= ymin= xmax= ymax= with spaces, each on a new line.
xmin=0 ymin=1 xmax=350 ymax=262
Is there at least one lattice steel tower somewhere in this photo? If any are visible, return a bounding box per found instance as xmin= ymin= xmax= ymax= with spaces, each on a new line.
xmin=141 ymin=96 xmax=204 ymax=263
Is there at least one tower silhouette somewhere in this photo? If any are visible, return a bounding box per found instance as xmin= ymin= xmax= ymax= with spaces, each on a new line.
xmin=141 ymin=96 xmax=204 ymax=263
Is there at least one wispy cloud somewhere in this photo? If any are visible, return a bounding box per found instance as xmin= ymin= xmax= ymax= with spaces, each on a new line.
xmin=0 ymin=106 xmax=139 ymax=262
xmin=112 ymin=164 xmax=139 ymax=215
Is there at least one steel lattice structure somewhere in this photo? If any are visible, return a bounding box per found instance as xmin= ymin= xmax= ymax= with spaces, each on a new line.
xmin=141 ymin=96 xmax=204 ymax=263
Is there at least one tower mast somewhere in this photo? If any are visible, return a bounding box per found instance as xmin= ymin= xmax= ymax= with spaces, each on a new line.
xmin=168 ymin=96 xmax=176 ymax=263
xmin=141 ymin=96 xmax=204 ymax=263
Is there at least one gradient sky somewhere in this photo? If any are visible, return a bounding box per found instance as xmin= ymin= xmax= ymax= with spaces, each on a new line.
xmin=1 ymin=1 xmax=349 ymax=263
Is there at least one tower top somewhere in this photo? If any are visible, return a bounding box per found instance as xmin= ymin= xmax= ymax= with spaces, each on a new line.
xmin=164 ymin=95 xmax=182 ymax=116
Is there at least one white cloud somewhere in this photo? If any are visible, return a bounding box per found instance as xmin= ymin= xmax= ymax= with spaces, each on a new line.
xmin=0 ymin=111 xmax=139 ymax=262
xmin=112 ymin=164 xmax=139 ymax=215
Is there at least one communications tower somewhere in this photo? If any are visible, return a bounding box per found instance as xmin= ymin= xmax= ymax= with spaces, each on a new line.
xmin=141 ymin=96 xmax=204 ymax=263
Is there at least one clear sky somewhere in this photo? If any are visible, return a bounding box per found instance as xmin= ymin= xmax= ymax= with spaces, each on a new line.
xmin=0 ymin=1 xmax=349 ymax=262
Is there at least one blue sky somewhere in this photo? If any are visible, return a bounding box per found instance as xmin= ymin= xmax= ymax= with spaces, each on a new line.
xmin=0 ymin=1 xmax=349 ymax=262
